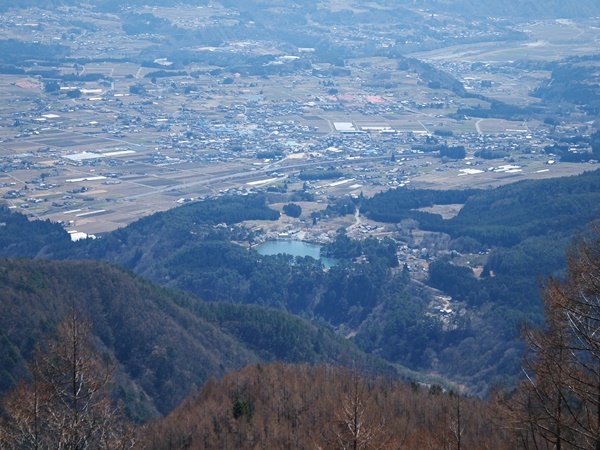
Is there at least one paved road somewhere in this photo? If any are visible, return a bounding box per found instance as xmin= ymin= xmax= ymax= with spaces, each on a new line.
xmin=475 ymin=119 xmax=484 ymax=134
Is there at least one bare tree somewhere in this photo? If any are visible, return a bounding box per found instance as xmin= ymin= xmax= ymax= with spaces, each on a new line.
xmin=560 ymin=234 xmax=600 ymax=449
xmin=324 ymin=368 xmax=391 ymax=450
xmin=0 ymin=308 xmax=139 ymax=450
xmin=448 ymin=389 xmax=465 ymax=450
xmin=497 ymin=228 xmax=600 ymax=449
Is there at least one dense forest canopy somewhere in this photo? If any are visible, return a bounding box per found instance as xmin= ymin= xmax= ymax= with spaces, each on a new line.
xmin=0 ymin=257 xmax=389 ymax=419
xmin=0 ymin=170 xmax=599 ymax=400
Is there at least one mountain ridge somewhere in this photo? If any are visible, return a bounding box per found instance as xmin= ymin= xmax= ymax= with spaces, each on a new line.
xmin=0 ymin=257 xmax=390 ymax=419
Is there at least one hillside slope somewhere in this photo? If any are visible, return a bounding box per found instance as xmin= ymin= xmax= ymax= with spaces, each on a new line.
xmin=2 ymin=171 xmax=600 ymax=398
xmin=146 ymin=362 xmax=509 ymax=450
xmin=0 ymin=258 xmax=388 ymax=419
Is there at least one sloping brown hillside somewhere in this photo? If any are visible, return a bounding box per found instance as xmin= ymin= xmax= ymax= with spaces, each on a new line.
xmin=147 ymin=362 xmax=512 ymax=449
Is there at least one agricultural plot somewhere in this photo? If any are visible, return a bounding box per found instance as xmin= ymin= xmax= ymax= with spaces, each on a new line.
xmin=0 ymin=6 xmax=597 ymax=237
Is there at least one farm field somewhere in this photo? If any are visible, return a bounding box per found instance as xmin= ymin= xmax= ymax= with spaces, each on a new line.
xmin=0 ymin=5 xmax=597 ymax=238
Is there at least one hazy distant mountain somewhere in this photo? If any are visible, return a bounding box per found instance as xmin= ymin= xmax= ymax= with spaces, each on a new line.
xmin=413 ymin=0 xmax=600 ymax=18
xmin=2 ymin=0 xmax=596 ymax=20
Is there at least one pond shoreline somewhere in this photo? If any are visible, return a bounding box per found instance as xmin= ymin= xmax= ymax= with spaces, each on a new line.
xmin=255 ymin=239 xmax=339 ymax=268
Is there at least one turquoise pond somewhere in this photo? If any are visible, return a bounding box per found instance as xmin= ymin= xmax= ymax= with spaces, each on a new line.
xmin=255 ymin=240 xmax=338 ymax=268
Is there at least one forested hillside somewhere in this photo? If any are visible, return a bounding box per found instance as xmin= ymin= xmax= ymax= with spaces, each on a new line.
xmin=1 ymin=171 xmax=599 ymax=398
xmin=0 ymin=258 xmax=386 ymax=419
xmin=3 ymin=229 xmax=600 ymax=448
xmin=363 ymin=170 xmax=600 ymax=322
xmin=142 ymin=231 xmax=600 ymax=449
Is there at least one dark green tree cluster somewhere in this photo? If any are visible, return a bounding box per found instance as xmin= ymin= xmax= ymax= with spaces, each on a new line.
xmin=144 ymin=70 xmax=187 ymax=78
xmin=282 ymin=203 xmax=302 ymax=218
xmin=544 ymin=142 xmax=593 ymax=162
xmin=322 ymin=231 xmax=398 ymax=268
xmin=66 ymin=88 xmax=82 ymax=98
xmin=322 ymin=196 xmax=357 ymax=217
xmin=0 ymin=39 xmax=69 ymax=64
xmin=298 ymin=170 xmax=344 ymax=180
xmin=428 ymin=260 xmax=481 ymax=303
xmin=364 ymin=171 xmax=600 ymax=249
xmin=256 ymin=150 xmax=284 ymax=159
xmin=533 ymin=63 xmax=600 ymax=114
xmin=0 ymin=206 xmax=72 ymax=258
xmin=454 ymin=100 xmax=535 ymax=121
xmin=121 ymin=13 xmax=175 ymax=35
xmin=591 ymin=130 xmax=600 ymax=158
xmin=322 ymin=230 xmax=362 ymax=259
xmin=475 ymin=148 xmax=510 ymax=159
xmin=362 ymin=188 xmax=477 ymax=224
xmin=439 ymin=145 xmax=466 ymax=159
